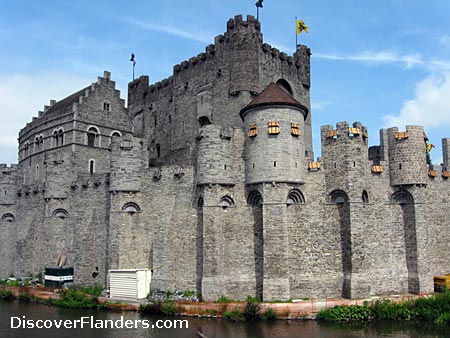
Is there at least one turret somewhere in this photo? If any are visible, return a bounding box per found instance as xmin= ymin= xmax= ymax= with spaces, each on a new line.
xmin=320 ymin=121 xmax=369 ymax=192
xmin=387 ymin=126 xmax=428 ymax=186
xmin=240 ymin=83 xmax=308 ymax=185
xmin=196 ymin=125 xmax=235 ymax=185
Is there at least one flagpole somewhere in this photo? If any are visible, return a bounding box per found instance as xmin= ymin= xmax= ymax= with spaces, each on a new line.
xmin=295 ymin=17 xmax=298 ymax=48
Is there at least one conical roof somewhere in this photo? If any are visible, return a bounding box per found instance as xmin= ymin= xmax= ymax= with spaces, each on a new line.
xmin=240 ymin=83 xmax=308 ymax=119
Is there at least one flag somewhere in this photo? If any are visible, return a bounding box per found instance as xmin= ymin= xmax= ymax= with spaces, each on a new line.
xmin=296 ymin=20 xmax=309 ymax=34
xmin=130 ymin=53 xmax=136 ymax=66
xmin=255 ymin=0 xmax=263 ymax=8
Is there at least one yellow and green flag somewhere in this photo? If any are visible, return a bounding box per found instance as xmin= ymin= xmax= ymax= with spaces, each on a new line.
xmin=296 ymin=20 xmax=309 ymax=34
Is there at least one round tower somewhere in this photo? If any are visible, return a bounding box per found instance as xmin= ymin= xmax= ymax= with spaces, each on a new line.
xmin=387 ymin=125 xmax=428 ymax=186
xmin=196 ymin=124 xmax=235 ymax=185
xmin=240 ymin=83 xmax=308 ymax=185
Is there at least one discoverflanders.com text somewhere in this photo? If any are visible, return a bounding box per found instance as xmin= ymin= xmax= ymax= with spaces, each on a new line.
xmin=11 ymin=316 xmax=189 ymax=329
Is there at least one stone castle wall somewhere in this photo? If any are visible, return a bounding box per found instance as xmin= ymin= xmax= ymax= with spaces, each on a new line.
xmin=1 ymin=15 xmax=450 ymax=302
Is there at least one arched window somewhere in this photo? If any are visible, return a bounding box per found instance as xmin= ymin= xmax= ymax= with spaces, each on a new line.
xmin=39 ymin=135 xmax=44 ymax=149
xmin=24 ymin=142 xmax=29 ymax=157
xmin=156 ymin=144 xmax=161 ymax=158
xmin=330 ymin=190 xmax=349 ymax=204
xmin=89 ymin=159 xmax=95 ymax=174
xmin=87 ymin=126 xmax=99 ymax=147
xmin=35 ymin=164 xmax=39 ymax=179
xmin=362 ymin=190 xmax=369 ymax=204
xmin=391 ymin=190 xmax=414 ymax=205
xmin=219 ymin=195 xmax=234 ymax=209
xmin=197 ymin=197 xmax=204 ymax=208
xmin=286 ymin=189 xmax=305 ymax=205
xmin=35 ymin=137 xmax=40 ymax=152
xmin=122 ymin=202 xmax=141 ymax=214
xmin=53 ymin=130 xmax=59 ymax=147
xmin=52 ymin=209 xmax=69 ymax=219
xmin=1 ymin=213 xmax=15 ymax=222
xmin=247 ymin=190 xmax=263 ymax=206
xmin=58 ymin=129 xmax=64 ymax=146
xmin=276 ymin=79 xmax=294 ymax=96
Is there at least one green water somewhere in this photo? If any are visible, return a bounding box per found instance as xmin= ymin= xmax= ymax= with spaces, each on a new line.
xmin=0 ymin=300 xmax=449 ymax=338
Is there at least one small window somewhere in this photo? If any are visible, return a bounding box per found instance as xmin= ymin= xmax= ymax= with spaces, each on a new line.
xmin=268 ymin=121 xmax=280 ymax=135
xmin=35 ymin=165 xmax=39 ymax=179
xmin=219 ymin=196 xmax=234 ymax=208
xmin=35 ymin=137 xmax=40 ymax=151
xmin=156 ymin=144 xmax=161 ymax=158
xmin=248 ymin=124 xmax=257 ymax=137
xmin=291 ymin=123 xmax=300 ymax=136
xmin=53 ymin=130 xmax=59 ymax=147
xmin=52 ymin=209 xmax=69 ymax=219
xmin=1 ymin=213 xmax=15 ymax=222
xmin=58 ymin=129 xmax=64 ymax=146
xmin=89 ymin=160 xmax=95 ymax=174
xmin=103 ymin=102 xmax=111 ymax=111
xmin=122 ymin=202 xmax=141 ymax=214
xmin=362 ymin=190 xmax=369 ymax=204
xmin=87 ymin=127 xmax=99 ymax=147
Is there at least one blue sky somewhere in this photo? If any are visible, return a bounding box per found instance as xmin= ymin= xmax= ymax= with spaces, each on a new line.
xmin=1 ymin=0 xmax=450 ymax=165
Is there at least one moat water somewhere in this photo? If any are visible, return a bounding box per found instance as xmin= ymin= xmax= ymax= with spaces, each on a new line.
xmin=1 ymin=300 xmax=449 ymax=338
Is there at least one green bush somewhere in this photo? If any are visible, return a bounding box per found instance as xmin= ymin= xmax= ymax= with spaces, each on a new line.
xmin=223 ymin=309 xmax=245 ymax=321
xmin=243 ymin=295 xmax=261 ymax=320
xmin=78 ymin=284 xmax=103 ymax=298
xmin=161 ymin=300 xmax=177 ymax=316
xmin=370 ymin=299 xmax=411 ymax=320
xmin=216 ymin=295 xmax=236 ymax=303
xmin=52 ymin=287 xmax=102 ymax=309
xmin=317 ymin=304 xmax=372 ymax=322
xmin=0 ymin=288 xmax=14 ymax=299
xmin=261 ymin=307 xmax=277 ymax=320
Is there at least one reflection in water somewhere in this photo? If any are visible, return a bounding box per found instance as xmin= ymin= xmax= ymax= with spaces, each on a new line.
xmin=1 ymin=301 xmax=449 ymax=338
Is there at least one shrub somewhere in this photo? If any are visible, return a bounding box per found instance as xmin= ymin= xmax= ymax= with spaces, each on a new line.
xmin=0 ymin=288 xmax=14 ymax=299
xmin=216 ymin=295 xmax=236 ymax=303
xmin=52 ymin=286 xmax=102 ymax=309
xmin=371 ymin=299 xmax=411 ymax=320
xmin=243 ymin=295 xmax=261 ymax=320
xmin=78 ymin=284 xmax=103 ymax=298
xmin=139 ymin=301 xmax=163 ymax=315
xmin=261 ymin=307 xmax=277 ymax=320
xmin=161 ymin=300 xmax=177 ymax=316
xmin=317 ymin=304 xmax=371 ymax=322
xmin=223 ymin=309 xmax=245 ymax=321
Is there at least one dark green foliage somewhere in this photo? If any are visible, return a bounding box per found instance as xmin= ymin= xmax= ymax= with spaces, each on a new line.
xmin=370 ymin=299 xmax=411 ymax=320
xmin=223 ymin=309 xmax=245 ymax=321
xmin=260 ymin=307 xmax=277 ymax=320
xmin=216 ymin=295 xmax=237 ymax=303
xmin=318 ymin=291 xmax=450 ymax=323
xmin=243 ymin=295 xmax=261 ymax=320
xmin=52 ymin=286 xmax=102 ymax=309
xmin=0 ymin=288 xmax=14 ymax=299
xmin=317 ymin=304 xmax=372 ymax=322
xmin=139 ymin=300 xmax=179 ymax=316
xmin=78 ymin=284 xmax=103 ymax=298
xmin=161 ymin=300 xmax=177 ymax=316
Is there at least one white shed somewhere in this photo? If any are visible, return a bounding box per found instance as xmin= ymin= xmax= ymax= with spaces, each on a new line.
xmin=109 ymin=269 xmax=152 ymax=299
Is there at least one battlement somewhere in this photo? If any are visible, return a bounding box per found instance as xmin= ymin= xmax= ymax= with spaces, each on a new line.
xmin=226 ymin=14 xmax=261 ymax=34
xmin=0 ymin=164 xmax=18 ymax=170
xmin=321 ymin=121 xmax=368 ymax=143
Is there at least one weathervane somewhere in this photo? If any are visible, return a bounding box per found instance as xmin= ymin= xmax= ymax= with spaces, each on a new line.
xmin=255 ymin=0 xmax=263 ymax=21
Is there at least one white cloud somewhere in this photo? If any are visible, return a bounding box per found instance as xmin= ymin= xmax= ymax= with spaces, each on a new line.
xmin=382 ymin=72 xmax=450 ymax=128
xmin=0 ymin=72 xmax=92 ymax=164
xmin=314 ymin=50 xmax=424 ymax=69
xmin=123 ymin=17 xmax=212 ymax=44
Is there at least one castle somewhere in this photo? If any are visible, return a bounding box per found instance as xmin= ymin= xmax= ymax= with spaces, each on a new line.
xmin=1 ymin=15 xmax=450 ymax=301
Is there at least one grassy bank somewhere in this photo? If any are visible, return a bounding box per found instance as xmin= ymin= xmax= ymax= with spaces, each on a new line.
xmin=317 ymin=291 xmax=450 ymax=324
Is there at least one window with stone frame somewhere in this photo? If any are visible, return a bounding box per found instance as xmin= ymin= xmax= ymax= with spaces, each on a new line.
xmin=248 ymin=124 xmax=257 ymax=137
xmin=291 ymin=123 xmax=300 ymax=136
xmin=268 ymin=121 xmax=280 ymax=135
